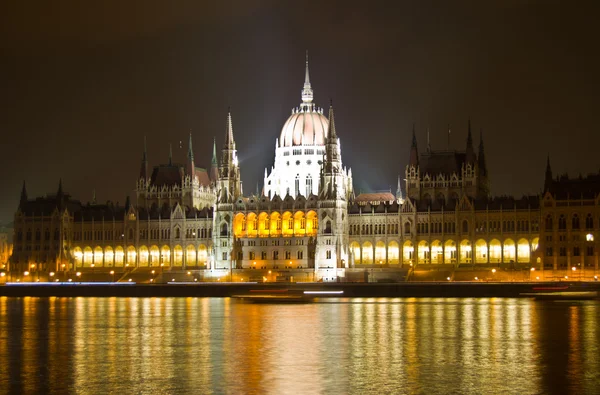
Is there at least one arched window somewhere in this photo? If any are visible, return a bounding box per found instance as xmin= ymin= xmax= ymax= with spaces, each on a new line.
xmin=404 ymin=222 xmax=411 ymax=235
xmin=175 ymin=228 xmax=180 ymax=238
xmin=221 ymin=223 xmax=228 ymax=236
xmin=572 ymin=214 xmax=580 ymax=230
xmin=462 ymin=220 xmax=469 ymax=233
xmin=128 ymin=228 xmax=134 ymax=240
xmin=325 ymin=220 xmax=332 ymax=234
xmin=306 ymin=175 xmax=312 ymax=197
xmin=586 ymin=214 xmax=594 ymax=230
xmin=545 ymin=215 xmax=553 ymax=230
xmin=558 ymin=215 xmax=566 ymax=230
xmin=295 ymin=175 xmax=300 ymax=197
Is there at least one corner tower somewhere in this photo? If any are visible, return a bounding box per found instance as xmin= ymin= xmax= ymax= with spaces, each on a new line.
xmin=213 ymin=110 xmax=242 ymax=271
xmin=315 ymin=103 xmax=352 ymax=280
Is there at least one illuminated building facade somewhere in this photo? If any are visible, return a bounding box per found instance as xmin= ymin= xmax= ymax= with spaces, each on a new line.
xmin=8 ymin=59 xmax=600 ymax=281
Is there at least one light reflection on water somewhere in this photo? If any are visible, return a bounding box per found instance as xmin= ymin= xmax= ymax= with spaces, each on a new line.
xmin=0 ymin=297 xmax=599 ymax=395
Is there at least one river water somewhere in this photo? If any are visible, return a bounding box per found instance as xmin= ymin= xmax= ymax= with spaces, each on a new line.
xmin=0 ymin=297 xmax=598 ymax=395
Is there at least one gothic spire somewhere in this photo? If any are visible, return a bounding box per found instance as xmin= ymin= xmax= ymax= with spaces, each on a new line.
xmin=409 ymin=124 xmax=419 ymax=167
xmin=301 ymin=51 xmax=314 ymax=105
xmin=187 ymin=132 xmax=194 ymax=162
xmin=225 ymin=108 xmax=235 ymax=148
xmin=327 ymin=100 xmax=337 ymax=140
xmin=427 ymin=127 xmax=431 ymax=153
xmin=211 ymin=137 xmax=218 ymax=166
xmin=544 ymin=153 xmax=553 ymax=192
xmin=186 ymin=132 xmax=196 ymax=178
xmin=396 ymin=175 xmax=403 ymax=200
xmin=140 ymin=136 xmax=148 ymax=180
xmin=20 ymin=180 xmax=27 ymax=207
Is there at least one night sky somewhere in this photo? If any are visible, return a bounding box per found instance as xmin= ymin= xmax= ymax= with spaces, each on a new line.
xmin=1 ymin=0 xmax=598 ymax=223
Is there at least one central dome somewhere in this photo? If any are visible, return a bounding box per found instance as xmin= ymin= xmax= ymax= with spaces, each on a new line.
xmin=279 ymin=108 xmax=329 ymax=147
xmin=279 ymin=53 xmax=329 ymax=147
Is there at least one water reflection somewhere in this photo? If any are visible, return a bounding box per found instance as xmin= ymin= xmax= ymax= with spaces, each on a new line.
xmin=0 ymin=297 xmax=598 ymax=394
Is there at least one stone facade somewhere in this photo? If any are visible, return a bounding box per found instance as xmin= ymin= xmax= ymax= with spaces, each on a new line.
xmin=7 ymin=60 xmax=600 ymax=281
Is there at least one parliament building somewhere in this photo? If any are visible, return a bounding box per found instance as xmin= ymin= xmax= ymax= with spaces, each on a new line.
xmin=8 ymin=58 xmax=600 ymax=282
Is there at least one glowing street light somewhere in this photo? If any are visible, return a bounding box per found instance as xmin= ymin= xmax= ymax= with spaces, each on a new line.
xmin=24 ymin=271 xmax=29 ymax=276
xmin=572 ymin=267 xmax=576 ymax=272
xmin=586 ymin=233 xmax=594 ymax=242
xmin=492 ymin=268 xmax=496 ymax=273
xmin=49 ymin=272 xmax=55 ymax=277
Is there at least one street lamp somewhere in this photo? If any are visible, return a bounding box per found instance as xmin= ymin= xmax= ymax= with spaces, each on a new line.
xmin=110 ymin=270 xmax=115 ymax=282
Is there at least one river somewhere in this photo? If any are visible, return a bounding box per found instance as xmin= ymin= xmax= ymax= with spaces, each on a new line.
xmin=0 ymin=297 xmax=598 ymax=394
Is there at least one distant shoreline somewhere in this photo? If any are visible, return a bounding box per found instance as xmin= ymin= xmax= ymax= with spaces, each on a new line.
xmin=1 ymin=282 xmax=599 ymax=298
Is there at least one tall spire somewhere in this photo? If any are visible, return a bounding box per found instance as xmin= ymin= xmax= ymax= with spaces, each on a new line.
xmin=396 ymin=175 xmax=403 ymax=200
xmin=56 ymin=178 xmax=64 ymax=209
xmin=544 ymin=153 xmax=553 ymax=192
xmin=186 ymin=132 xmax=196 ymax=178
xmin=409 ymin=124 xmax=419 ymax=167
xmin=20 ymin=180 xmax=27 ymax=207
xmin=143 ymin=135 xmax=147 ymax=162
xmin=168 ymin=143 xmax=173 ymax=165
xmin=225 ymin=108 xmax=235 ymax=148
xmin=187 ymin=132 xmax=194 ymax=162
xmin=92 ymin=189 xmax=97 ymax=205
xmin=301 ymin=51 xmax=314 ymax=105
xmin=140 ymin=136 xmax=148 ymax=180
xmin=327 ymin=99 xmax=337 ymax=140
xmin=427 ymin=127 xmax=431 ymax=153
xmin=211 ymin=137 xmax=218 ymax=166
xmin=210 ymin=136 xmax=219 ymax=183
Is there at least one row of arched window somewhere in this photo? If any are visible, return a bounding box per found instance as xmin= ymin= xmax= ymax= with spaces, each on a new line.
xmin=545 ymin=213 xmax=595 ymax=231
xmin=16 ymin=228 xmax=60 ymax=242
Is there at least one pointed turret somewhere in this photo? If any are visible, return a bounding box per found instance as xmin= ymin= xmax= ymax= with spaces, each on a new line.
xmin=319 ymin=102 xmax=346 ymax=200
xmin=224 ymin=108 xmax=236 ymax=149
xmin=218 ymin=109 xmax=242 ymax=203
xmin=427 ymin=127 xmax=431 ymax=153
xmin=210 ymin=137 xmax=219 ymax=183
xmin=327 ymin=99 xmax=337 ymax=141
xmin=301 ymin=50 xmax=314 ymax=105
xmin=19 ymin=181 xmax=28 ymax=208
xmin=396 ymin=175 xmax=403 ymax=200
xmin=56 ymin=178 xmax=64 ymax=210
xmin=544 ymin=154 xmax=553 ymax=192
xmin=409 ymin=124 xmax=419 ymax=167
xmin=57 ymin=178 xmax=63 ymax=198
xmin=139 ymin=136 xmax=148 ymax=180
xmin=186 ymin=132 xmax=195 ymax=178
xmin=465 ymin=119 xmax=475 ymax=164
xmin=92 ymin=189 xmax=97 ymax=205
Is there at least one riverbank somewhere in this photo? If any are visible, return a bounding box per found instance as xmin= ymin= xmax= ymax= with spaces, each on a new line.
xmin=1 ymin=281 xmax=599 ymax=298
